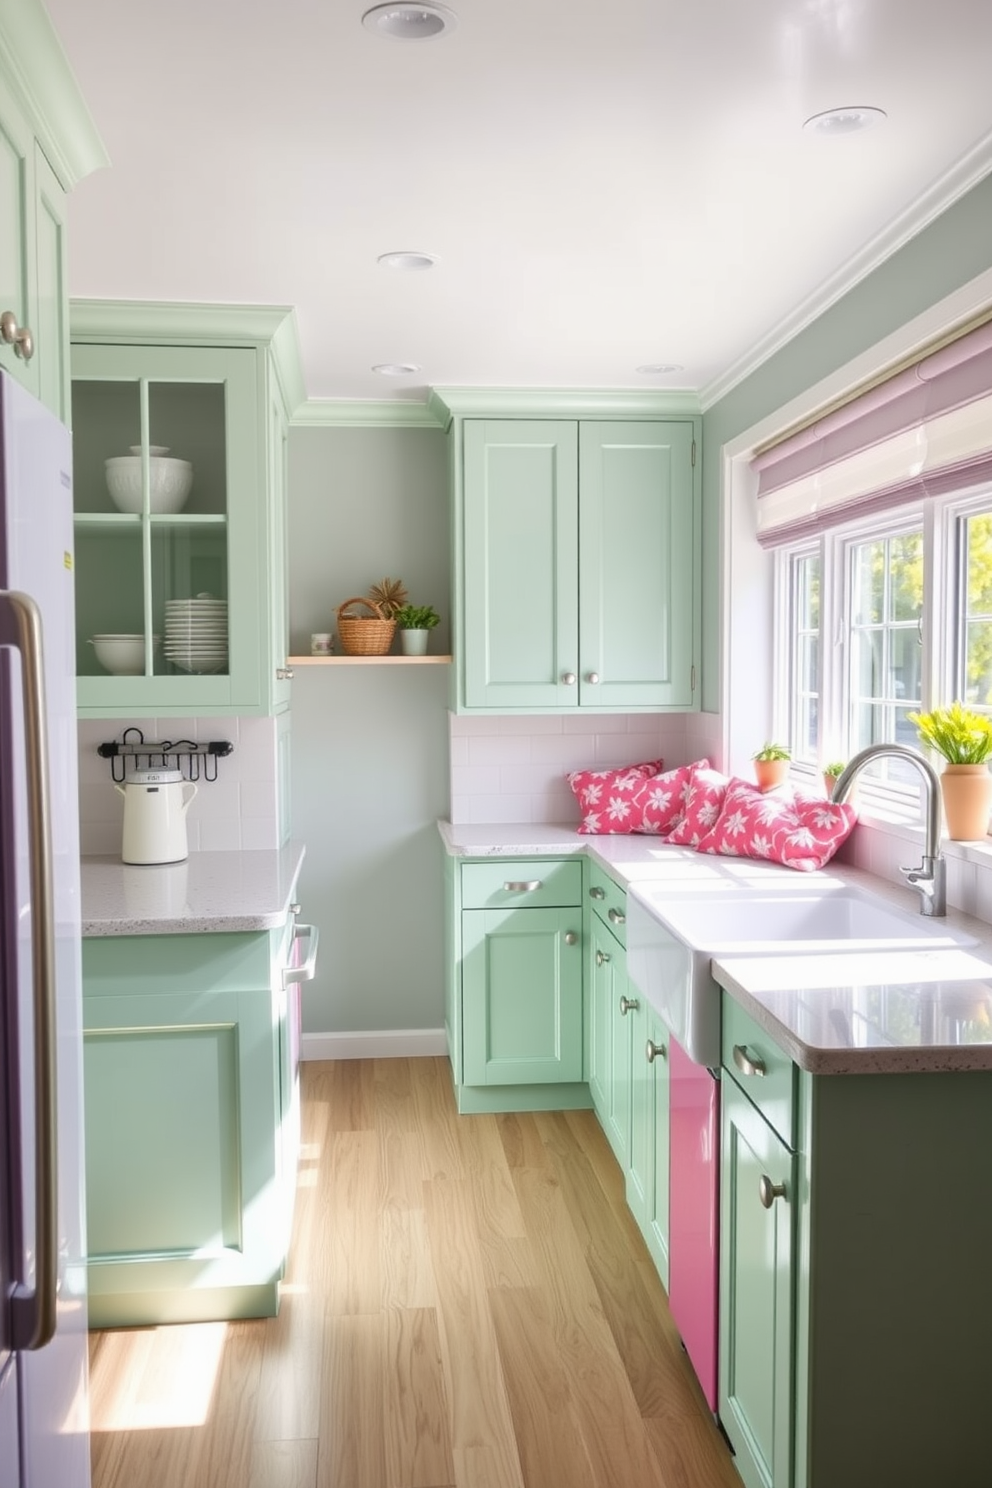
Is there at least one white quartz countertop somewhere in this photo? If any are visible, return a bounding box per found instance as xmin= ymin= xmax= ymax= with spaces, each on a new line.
xmin=81 ymin=842 xmax=307 ymax=936
xmin=439 ymin=819 xmax=992 ymax=1074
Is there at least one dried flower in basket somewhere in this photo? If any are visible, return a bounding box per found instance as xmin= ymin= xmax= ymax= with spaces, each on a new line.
xmin=366 ymin=577 xmax=408 ymax=618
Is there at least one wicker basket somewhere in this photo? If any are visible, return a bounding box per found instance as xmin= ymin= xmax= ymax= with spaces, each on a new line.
xmin=336 ymin=596 xmax=396 ymax=656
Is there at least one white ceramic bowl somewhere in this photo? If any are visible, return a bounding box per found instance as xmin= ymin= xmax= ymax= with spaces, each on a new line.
xmin=89 ymin=633 xmax=159 ymax=675
xmin=105 ymin=452 xmax=193 ymax=514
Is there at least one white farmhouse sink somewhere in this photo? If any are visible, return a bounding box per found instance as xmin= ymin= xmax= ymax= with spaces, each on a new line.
xmin=626 ymin=882 xmax=979 ymax=1068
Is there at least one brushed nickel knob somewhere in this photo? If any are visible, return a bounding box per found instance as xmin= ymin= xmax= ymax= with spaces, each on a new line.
xmin=733 ymin=1044 xmax=766 ymax=1078
xmin=277 ymin=666 xmax=295 ymax=680
xmin=619 ymin=994 xmax=639 ymax=1016
xmin=1 ymin=310 xmax=34 ymax=362
xmin=587 ymin=672 xmax=600 ymax=684
xmin=759 ymin=1175 xmax=787 ymax=1209
xmin=589 ymin=886 xmax=606 ymax=900
xmin=595 ymin=949 xmax=611 ymax=966
xmin=646 ymin=1038 xmax=667 ymax=1063
xmin=562 ymin=672 xmax=577 ymax=685
xmin=290 ymin=902 xmax=301 ymax=915
xmin=564 ymin=931 xmax=578 ymax=946
xmin=608 ymin=907 xmax=626 ymax=926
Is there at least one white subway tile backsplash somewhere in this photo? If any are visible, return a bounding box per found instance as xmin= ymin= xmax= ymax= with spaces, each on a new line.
xmin=77 ymin=714 xmax=282 ymax=856
xmin=448 ymin=712 xmax=696 ymax=825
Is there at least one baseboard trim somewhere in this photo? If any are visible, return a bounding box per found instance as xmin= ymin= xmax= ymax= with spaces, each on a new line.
xmin=301 ymin=1028 xmax=448 ymax=1061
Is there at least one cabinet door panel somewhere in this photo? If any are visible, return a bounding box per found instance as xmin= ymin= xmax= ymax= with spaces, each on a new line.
xmin=463 ymin=420 xmax=579 ymax=708
xmin=579 ymin=421 xmax=695 ymax=708
xmin=587 ymin=916 xmax=615 ymax=1120
xmin=33 ymin=145 xmax=69 ymax=422
xmin=719 ymin=1078 xmax=794 ymax=1488
xmin=462 ymin=906 xmax=583 ymax=1084
xmin=647 ymin=1011 xmax=671 ymax=1289
xmin=0 ymin=80 xmax=38 ymax=399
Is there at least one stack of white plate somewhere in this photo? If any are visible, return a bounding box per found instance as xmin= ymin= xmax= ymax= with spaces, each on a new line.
xmin=163 ymin=595 xmax=228 ymax=674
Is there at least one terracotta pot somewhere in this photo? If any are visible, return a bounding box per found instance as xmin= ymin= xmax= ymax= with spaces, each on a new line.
xmin=939 ymin=763 xmax=992 ymax=840
xmin=753 ymin=758 xmax=790 ymax=792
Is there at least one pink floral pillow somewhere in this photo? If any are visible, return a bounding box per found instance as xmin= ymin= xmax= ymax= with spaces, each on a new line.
xmin=567 ymin=758 xmax=664 ymax=835
xmin=628 ymin=760 xmax=710 ymax=836
xmin=664 ymin=765 xmax=731 ymax=846
xmin=695 ymin=777 xmax=858 ymax=871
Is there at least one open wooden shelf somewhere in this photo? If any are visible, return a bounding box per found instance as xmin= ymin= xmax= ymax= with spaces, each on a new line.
xmin=288 ymin=654 xmax=452 ymax=666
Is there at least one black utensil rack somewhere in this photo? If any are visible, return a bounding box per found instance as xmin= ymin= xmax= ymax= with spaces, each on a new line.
xmin=98 ymin=726 xmax=234 ymax=783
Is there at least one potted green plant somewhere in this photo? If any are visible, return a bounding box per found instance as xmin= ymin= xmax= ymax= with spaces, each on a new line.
xmin=751 ymin=742 xmax=791 ymax=791
xmin=394 ymin=603 xmax=441 ymax=656
xmin=822 ymin=760 xmax=847 ymax=798
xmin=907 ymin=701 xmax=992 ymax=839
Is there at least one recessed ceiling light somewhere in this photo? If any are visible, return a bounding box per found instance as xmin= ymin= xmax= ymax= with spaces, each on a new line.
xmin=372 ymin=362 xmax=421 ymax=376
xmin=802 ymin=106 xmax=887 ymax=136
xmin=362 ymin=3 xmax=457 ymax=40
xmin=636 ymin=363 xmax=684 ymax=375
xmin=377 ymin=251 xmax=438 ymax=270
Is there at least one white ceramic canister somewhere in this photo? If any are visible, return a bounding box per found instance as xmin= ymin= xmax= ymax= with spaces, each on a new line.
xmin=115 ymin=768 xmax=198 ymax=865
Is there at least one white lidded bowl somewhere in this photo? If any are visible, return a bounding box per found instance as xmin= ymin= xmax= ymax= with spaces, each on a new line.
xmin=105 ymin=446 xmax=193 ymax=514
xmin=89 ymin=633 xmax=159 ymax=675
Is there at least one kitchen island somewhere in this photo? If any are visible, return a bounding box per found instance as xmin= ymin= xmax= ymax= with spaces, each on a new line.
xmin=79 ymin=844 xmax=314 ymax=1327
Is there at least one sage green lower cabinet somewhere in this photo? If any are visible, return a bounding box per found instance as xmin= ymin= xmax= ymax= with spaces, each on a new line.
xmin=446 ymin=855 xmax=589 ymax=1114
xmin=719 ymin=1076 xmax=794 ymax=1488
xmin=82 ymin=927 xmax=300 ymax=1327
xmin=586 ymin=861 xmax=671 ymax=1288
xmin=718 ymin=988 xmax=992 ymax=1488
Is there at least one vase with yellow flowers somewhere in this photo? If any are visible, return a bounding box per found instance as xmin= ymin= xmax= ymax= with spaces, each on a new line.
xmin=907 ymin=701 xmax=992 ymax=840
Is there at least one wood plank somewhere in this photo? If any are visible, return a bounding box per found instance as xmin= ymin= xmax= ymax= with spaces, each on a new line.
xmin=384 ymin=1308 xmax=457 ymax=1488
xmin=247 ymin=1440 xmax=318 ymax=1488
xmin=318 ymin=1311 xmax=387 ymax=1488
xmin=189 ymin=1320 xmax=264 ymax=1488
xmin=422 ymin=1174 xmax=525 ymax=1488
xmin=253 ymin=1291 xmax=324 ymax=1444
xmin=411 ymin=1057 xmax=467 ymax=1180
xmin=318 ymin=1129 xmax=381 ymax=1312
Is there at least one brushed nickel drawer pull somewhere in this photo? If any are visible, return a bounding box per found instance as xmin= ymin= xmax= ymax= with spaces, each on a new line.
xmin=608 ymin=907 xmax=626 ymax=926
xmin=589 ymin=886 xmax=606 ymax=900
xmin=733 ymin=1043 xmax=767 ymax=1078
xmin=564 ymin=931 xmax=578 ymax=946
xmin=759 ymin=1175 xmax=787 ymax=1208
xmin=619 ymin=995 xmax=639 ymax=1016
xmin=646 ymin=1038 xmax=666 ymax=1063
xmin=504 ymin=880 xmax=541 ymax=892
xmin=596 ymin=949 xmax=611 ymax=966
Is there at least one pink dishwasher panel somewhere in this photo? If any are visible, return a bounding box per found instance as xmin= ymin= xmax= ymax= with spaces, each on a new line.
xmin=668 ymin=1034 xmax=719 ymax=1410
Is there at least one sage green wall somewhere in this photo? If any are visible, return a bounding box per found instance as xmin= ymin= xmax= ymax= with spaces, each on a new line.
xmin=700 ymin=172 xmax=992 ymax=713
xmin=288 ymin=426 xmax=451 ymax=1036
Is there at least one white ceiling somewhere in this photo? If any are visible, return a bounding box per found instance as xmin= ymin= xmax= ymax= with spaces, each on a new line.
xmin=43 ymin=0 xmax=992 ymax=409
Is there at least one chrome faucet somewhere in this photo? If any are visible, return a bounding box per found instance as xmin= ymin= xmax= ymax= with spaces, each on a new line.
xmin=830 ymin=743 xmax=946 ymax=916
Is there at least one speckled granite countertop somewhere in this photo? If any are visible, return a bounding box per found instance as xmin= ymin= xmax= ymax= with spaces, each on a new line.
xmin=81 ymin=842 xmax=306 ymax=936
xmin=438 ymin=819 xmax=992 ymax=1074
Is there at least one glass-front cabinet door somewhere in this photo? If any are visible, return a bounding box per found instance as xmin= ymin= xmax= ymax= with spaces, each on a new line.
xmin=71 ymin=342 xmax=262 ymax=715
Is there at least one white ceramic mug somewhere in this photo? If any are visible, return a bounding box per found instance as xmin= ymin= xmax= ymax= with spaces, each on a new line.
xmin=311 ymin=632 xmax=333 ymax=655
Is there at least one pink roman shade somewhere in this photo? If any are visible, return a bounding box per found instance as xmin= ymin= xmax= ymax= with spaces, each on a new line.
xmin=752 ymin=319 xmax=992 ymax=546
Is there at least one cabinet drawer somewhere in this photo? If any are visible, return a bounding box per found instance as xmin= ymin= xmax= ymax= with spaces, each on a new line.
xmin=721 ymin=994 xmax=795 ymax=1148
xmin=587 ymin=859 xmax=628 ymax=946
xmin=460 ymin=858 xmax=582 ymax=910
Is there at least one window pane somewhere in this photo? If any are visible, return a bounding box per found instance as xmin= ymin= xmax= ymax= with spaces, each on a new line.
xmin=890 ymin=531 xmax=924 ymax=621
xmin=963 ymin=510 xmax=992 ymax=710
xmin=849 ymin=526 xmax=923 ymax=756
xmin=853 ymin=541 xmax=884 ymax=625
xmin=790 ymin=551 xmax=821 ymax=764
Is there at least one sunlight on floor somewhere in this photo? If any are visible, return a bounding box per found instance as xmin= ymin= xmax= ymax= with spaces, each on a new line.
xmin=90 ymin=1320 xmax=228 ymax=1431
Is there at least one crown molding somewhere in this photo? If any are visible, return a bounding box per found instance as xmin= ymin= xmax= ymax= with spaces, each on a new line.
xmin=700 ymin=128 xmax=992 ymax=412
xmin=428 ymin=386 xmax=702 ymax=428
xmin=70 ymin=299 xmax=298 ymax=349
xmin=0 ymin=0 xmax=108 ymax=187
xmin=292 ymin=399 xmax=443 ymax=429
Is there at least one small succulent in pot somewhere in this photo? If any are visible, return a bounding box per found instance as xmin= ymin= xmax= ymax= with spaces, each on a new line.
xmin=752 ymin=742 xmax=791 ymax=791
xmin=751 ymin=742 xmax=791 ymax=762
xmin=393 ymin=604 xmax=441 ymax=631
xmin=906 ymin=702 xmax=992 ymax=764
xmin=822 ymin=760 xmax=848 ymax=798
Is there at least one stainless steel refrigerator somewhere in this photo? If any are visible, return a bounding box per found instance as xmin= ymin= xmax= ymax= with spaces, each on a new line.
xmin=0 ymin=369 xmax=90 ymax=1486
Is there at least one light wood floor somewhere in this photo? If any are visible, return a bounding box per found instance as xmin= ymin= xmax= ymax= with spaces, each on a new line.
xmin=89 ymin=1057 xmax=740 ymax=1488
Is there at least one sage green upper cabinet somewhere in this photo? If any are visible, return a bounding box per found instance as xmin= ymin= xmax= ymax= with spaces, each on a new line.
xmin=0 ymin=3 xmax=106 ymax=417
xmin=70 ymin=303 xmax=304 ymax=719
xmin=438 ymin=392 xmax=701 ymax=714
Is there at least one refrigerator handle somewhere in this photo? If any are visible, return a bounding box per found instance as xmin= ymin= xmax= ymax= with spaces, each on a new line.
xmin=0 ymin=589 xmax=58 ymax=1352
